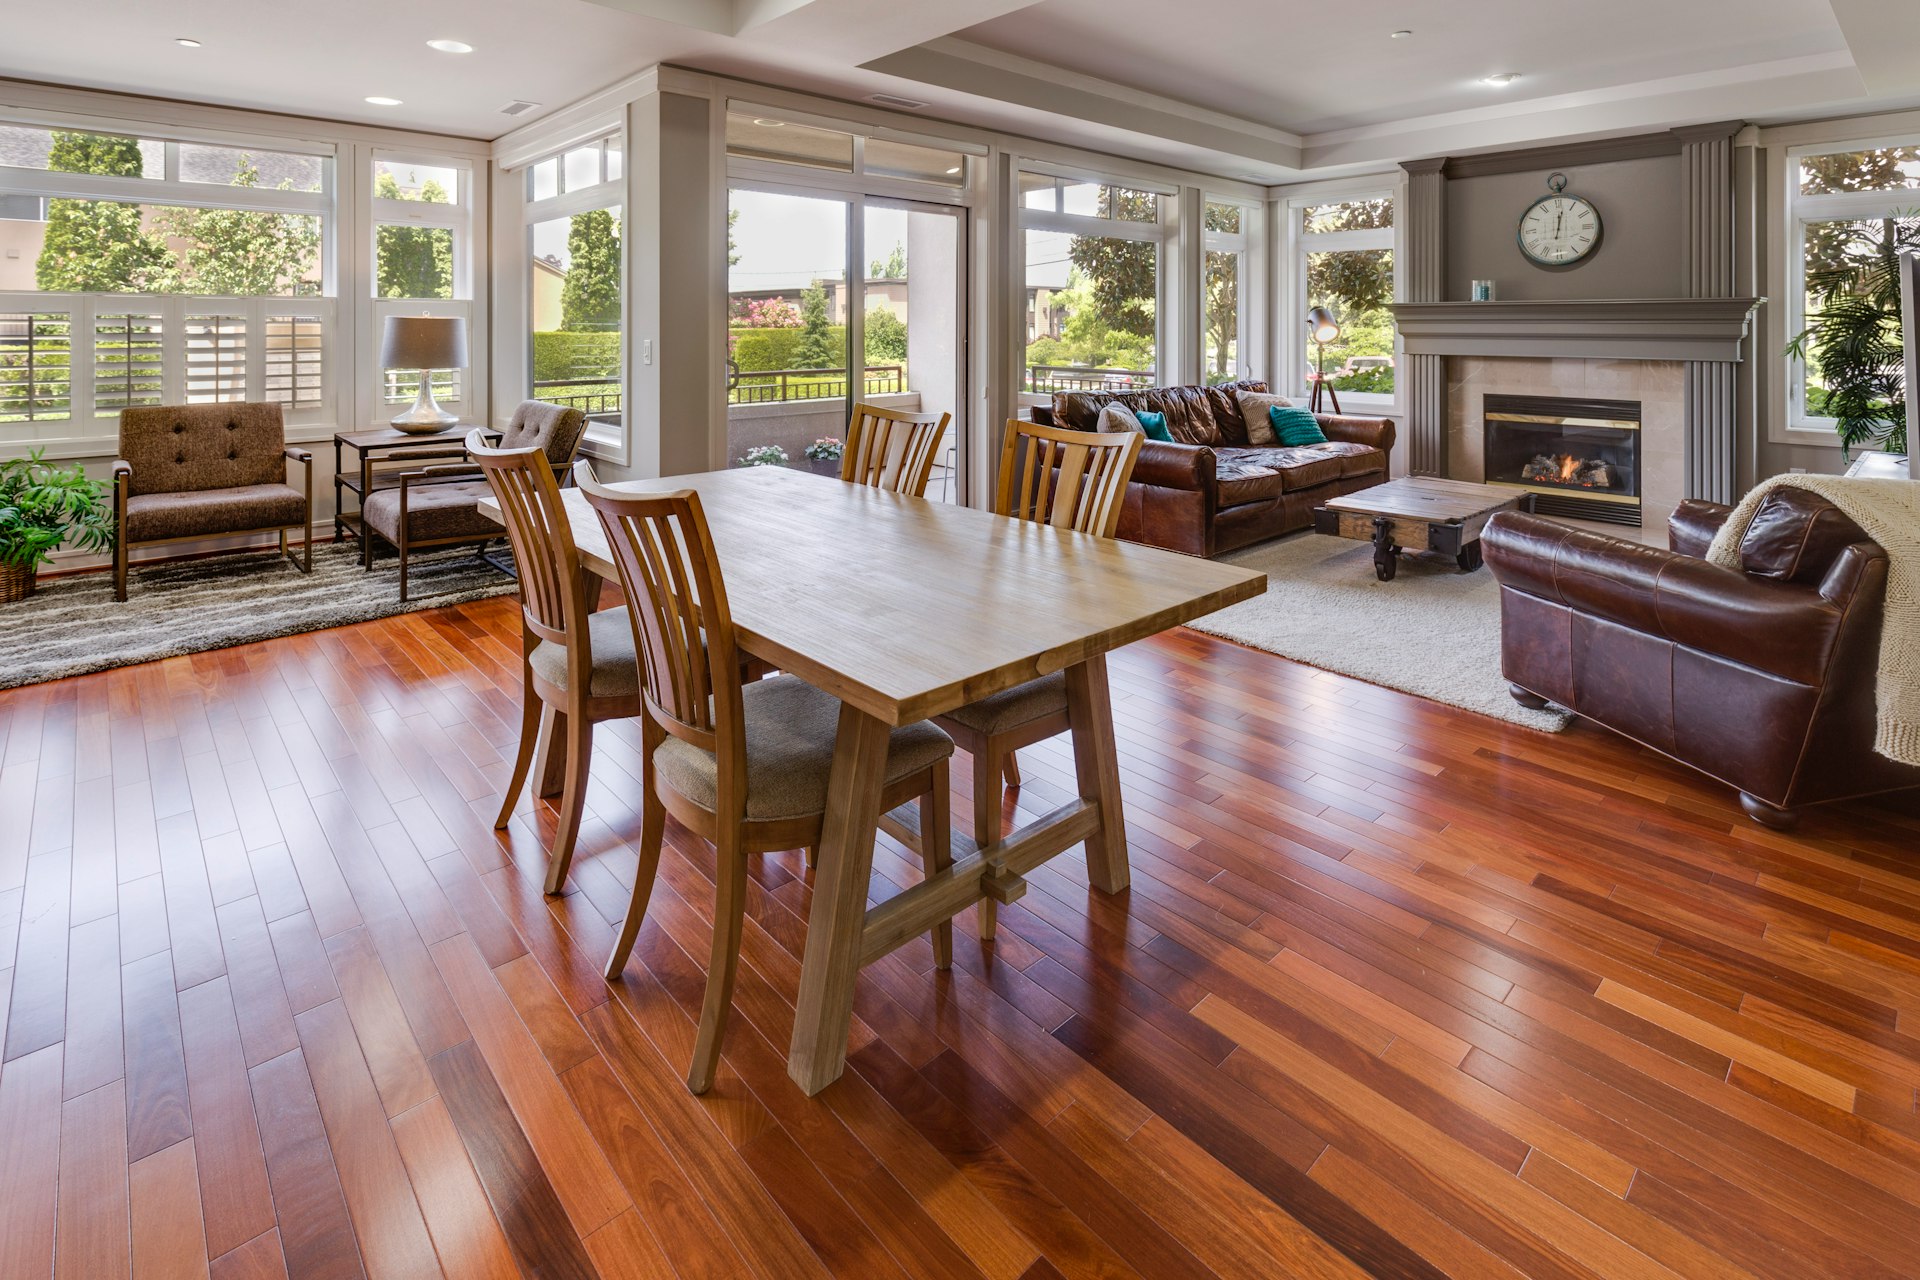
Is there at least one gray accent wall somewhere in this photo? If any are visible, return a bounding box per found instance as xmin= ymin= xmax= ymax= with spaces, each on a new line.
xmin=1444 ymin=156 xmax=1684 ymax=302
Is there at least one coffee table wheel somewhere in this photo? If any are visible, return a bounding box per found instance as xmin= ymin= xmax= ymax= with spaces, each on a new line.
xmin=1371 ymin=517 xmax=1398 ymax=582
xmin=1456 ymin=540 xmax=1484 ymax=573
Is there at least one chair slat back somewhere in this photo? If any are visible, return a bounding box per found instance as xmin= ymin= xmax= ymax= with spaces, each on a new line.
xmin=842 ymin=403 xmax=950 ymax=498
xmin=576 ymin=464 xmax=743 ymax=768
xmin=995 ymin=418 xmax=1142 ymax=537
xmin=468 ymin=430 xmax=589 ymax=650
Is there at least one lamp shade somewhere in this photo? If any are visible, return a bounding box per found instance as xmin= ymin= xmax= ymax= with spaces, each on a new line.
xmin=1307 ymin=306 xmax=1340 ymax=344
xmin=380 ymin=315 xmax=468 ymax=370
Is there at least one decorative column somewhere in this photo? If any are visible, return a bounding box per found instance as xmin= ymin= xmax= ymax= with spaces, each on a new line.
xmin=1675 ymin=122 xmax=1745 ymax=504
xmin=1399 ymin=158 xmax=1448 ymax=476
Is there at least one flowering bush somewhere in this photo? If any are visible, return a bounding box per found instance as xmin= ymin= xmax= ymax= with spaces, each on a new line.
xmin=729 ymin=296 xmax=801 ymax=328
xmin=804 ymin=437 xmax=843 ymax=462
xmin=737 ymin=444 xmax=789 ymax=467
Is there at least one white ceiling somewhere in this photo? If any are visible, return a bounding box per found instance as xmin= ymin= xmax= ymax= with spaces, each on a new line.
xmin=2 ymin=0 xmax=1918 ymax=179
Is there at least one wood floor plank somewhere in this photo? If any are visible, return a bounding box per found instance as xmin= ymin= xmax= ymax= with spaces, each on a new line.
xmin=63 ymin=912 xmax=125 ymax=1099
xmin=247 ymin=1049 xmax=367 ymax=1280
xmin=388 ymin=1095 xmax=523 ymax=1280
xmin=323 ymin=926 xmax=436 ymax=1118
xmin=122 ymin=949 xmax=194 ymax=1162
xmin=5 ymin=848 xmax=72 ymax=1061
xmin=2 ymin=1044 xmax=66 ymax=1279
xmin=129 ymin=1138 xmax=211 ymax=1280
xmin=179 ymin=975 xmax=278 ymax=1260
xmin=56 ymin=1079 xmax=132 ymax=1280
xmin=209 ymin=1230 xmax=292 ymax=1280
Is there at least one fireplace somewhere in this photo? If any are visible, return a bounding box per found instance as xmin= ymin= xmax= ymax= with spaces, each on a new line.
xmin=1482 ymin=394 xmax=1642 ymax=526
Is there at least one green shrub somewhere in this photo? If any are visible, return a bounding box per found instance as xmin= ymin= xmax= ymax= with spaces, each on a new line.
xmin=729 ymin=326 xmax=846 ymax=373
xmin=532 ymin=331 xmax=621 ymax=385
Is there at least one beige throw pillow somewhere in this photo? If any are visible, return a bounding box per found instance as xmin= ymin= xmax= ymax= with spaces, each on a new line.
xmin=1097 ymin=402 xmax=1145 ymax=435
xmin=1235 ymin=389 xmax=1299 ymax=446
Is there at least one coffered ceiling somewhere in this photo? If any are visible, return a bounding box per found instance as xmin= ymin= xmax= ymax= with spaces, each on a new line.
xmin=3 ymin=0 xmax=1917 ymax=179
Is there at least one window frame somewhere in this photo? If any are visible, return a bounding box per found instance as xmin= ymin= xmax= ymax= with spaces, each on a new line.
xmin=523 ymin=128 xmax=627 ymax=452
xmin=1782 ymin=135 xmax=1920 ymax=435
xmin=1201 ymin=195 xmax=1261 ymax=386
xmin=1279 ymin=180 xmax=1403 ymax=416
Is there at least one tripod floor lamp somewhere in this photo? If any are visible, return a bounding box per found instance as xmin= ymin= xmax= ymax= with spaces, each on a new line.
xmin=1307 ymin=305 xmax=1342 ymax=416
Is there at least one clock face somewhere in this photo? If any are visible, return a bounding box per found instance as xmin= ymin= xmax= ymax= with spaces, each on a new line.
xmin=1518 ymin=194 xmax=1602 ymax=266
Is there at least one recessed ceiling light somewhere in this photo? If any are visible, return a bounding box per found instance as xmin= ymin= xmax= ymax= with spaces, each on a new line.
xmin=365 ymin=96 xmax=403 ymax=106
xmin=174 ymin=37 xmax=201 ymax=47
xmin=944 ymin=166 xmax=961 ymax=175
xmin=751 ymin=117 xmax=785 ymax=127
xmin=1390 ymin=29 xmax=1412 ymax=38
xmin=426 ymin=38 xmax=473 ymax=53
xmin=1480 ymin=72 xmax=1519 ymax=86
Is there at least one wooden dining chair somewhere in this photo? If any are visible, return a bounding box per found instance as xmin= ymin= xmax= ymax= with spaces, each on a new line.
xmin=934 ymin=418 xmax=1141 ymax=938
xmin=471 ymin=430 xmax=642 ymax=895
xmin=576 ymin=462 xmax=957 ymax=1094
xmin=841 ymin=403 xmax=951 ymax=497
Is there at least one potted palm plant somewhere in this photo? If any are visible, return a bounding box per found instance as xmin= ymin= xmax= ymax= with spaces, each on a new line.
xmin=1789 ymin=208 xmax=1917 ymax=456
xmin=0 ymin=450 xmax=115 ymax=602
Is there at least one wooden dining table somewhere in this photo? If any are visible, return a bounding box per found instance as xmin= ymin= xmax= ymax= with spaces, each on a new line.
xmin=479 ymin=464 xmax=1265 ymax=1093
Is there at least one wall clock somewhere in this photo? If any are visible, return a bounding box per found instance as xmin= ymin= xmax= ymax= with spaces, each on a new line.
xmin=1517 ymin=172 xmax=1602 ymax=267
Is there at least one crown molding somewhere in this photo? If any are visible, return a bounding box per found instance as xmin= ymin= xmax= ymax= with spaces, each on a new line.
xmin=1391 ymin=298 xmax=1766 ymax=362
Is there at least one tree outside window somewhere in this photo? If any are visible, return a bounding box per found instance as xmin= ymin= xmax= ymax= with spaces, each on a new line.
xmin=1299 ymin=197 xmax=1395 ymax=398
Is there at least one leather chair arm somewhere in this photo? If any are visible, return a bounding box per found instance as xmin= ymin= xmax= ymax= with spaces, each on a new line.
xmin=1668 ymin=499 xmax=1734 ymax=558
xmin=401 ymin=463 xmax=482 ymax=483
xmin=1130 ymin=440 xmax=1216 ymax=491
xmin=283 ymin=446 xmax=313 ymax=464
xmin=1485 ymin=512 xmax=1846 ymax=686
xmin=1317 ymin=415 xmax=1396 ymax=455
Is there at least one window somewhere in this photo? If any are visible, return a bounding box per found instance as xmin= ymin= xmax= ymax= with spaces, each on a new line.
xmin=371 ymin=153 xmax=474 ymax=414
xmin=1204 ymin=200 xmax=1252 ymax=385
xmin=1021 ymin=172 xmax=1166 ymax=396
xmin=1291 ymin=195 xmax=1396 ymax=405
xmin=725 ymin=112 xmax=968 ymax=188
xmin=1787 ymin=142 xmax=1920 ymax=429
xmin=0 ymin=119 xmax=335 ymax=438
xmin=524 ymin=133 xmax=622 ymax=438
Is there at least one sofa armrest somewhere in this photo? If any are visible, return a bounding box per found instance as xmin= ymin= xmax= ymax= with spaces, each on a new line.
xmin=1130 ymin=439 xmax=1215 ymax=491
xmin=1484 ymin=512 xmax=1846 ymax=686
xmin=112 ymin=459 xmax=132 ymax=483
xmin=1668 ymin=499 xmax=1733 ymax=558
xmin=1317 ymin=415 xmax=1396 ymax=456
xmin=284 ymin=446 xmax=312 ymax=464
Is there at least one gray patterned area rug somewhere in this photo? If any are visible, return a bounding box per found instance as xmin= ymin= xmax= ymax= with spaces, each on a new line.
xmin=0 ymin=543 xmax=519 ymax=690
xmin=1184 ymin=531 xmax=1571 ymax=731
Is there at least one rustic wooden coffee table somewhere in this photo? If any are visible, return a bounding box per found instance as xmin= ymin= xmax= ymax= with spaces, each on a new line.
xmin=1313 ymin=477 xmax=1535 ymax=581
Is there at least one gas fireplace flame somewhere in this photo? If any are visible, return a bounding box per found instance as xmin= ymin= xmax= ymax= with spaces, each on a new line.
xmin=1556 ymin=455 xmax=1579 ymax=483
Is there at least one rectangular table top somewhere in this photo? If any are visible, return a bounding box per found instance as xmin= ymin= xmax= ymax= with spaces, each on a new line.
xmin=334 ymin=425 xmax=478 ymax=450
xmin=479 ymin=466 xmax=1265 ymax=726
xmin=1321 ymin=475 xmax=1530 ymax=523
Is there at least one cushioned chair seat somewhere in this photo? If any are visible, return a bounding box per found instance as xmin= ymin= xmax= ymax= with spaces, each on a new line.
xmin=941 ymin=672 xmax=1068 ymax=735
xmin=123 ymin=483 xmax=307 ymax=542
xmin=655 ymin=675 xmax=954 ymax=821
xmin=529 ymin=607 xmax=642 ymax=698
xmin=361 ymin=480 xmax=503 ymax=544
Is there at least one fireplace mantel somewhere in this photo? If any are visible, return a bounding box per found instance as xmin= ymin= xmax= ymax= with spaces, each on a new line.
xmin=1390 ymin=298 xmax=1764 ymax=363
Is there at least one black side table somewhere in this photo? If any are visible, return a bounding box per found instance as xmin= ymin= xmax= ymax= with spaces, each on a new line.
xmin=332 ymin=424 xmax=478 ymax=546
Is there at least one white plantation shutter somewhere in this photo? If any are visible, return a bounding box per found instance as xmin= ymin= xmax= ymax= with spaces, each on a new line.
xmin=264 ymin=314 xmax=324 ymax=406
xmin=93 ymin=313 xmax=165 ymax=414
xmin=184 ymin=313 xmax=248 ymax=403
xmin=0 ymin=312 xmax=73 ymax=424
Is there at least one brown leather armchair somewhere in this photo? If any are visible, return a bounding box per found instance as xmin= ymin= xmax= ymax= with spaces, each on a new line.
xmin=113 ymin=402 xmax=312 ymax=601
xmin=1483 ymin=491 xmax=1920 ymax=827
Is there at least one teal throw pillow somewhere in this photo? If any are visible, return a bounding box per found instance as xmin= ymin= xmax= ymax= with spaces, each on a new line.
xmin=1269 ymin=404 xmax=1327 ymax=447
xmin=1133 ymin=410 xmax=1174 ymax=443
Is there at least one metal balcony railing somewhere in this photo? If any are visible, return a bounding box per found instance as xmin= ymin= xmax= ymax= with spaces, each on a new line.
xmin=1026 ymin=364 xmax=1156 ymax=394
xmin=728 ymin=364 xmax=904 ymax=405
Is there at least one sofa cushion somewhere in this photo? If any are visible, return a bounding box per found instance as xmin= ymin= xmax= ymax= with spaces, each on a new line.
xmin=1134 ymin=411 xmax=1174 ymax=442
xmin=362 ymin=480 xmax=502 ymax=545
xmin=1270 ymin=405 xmax=1328 ymax=447
xmin=118 ymin=402 xmax=288 ymax=497
xmin=1054 ymin=380 xmax=1269 ymax=447
xmin=124 ymin=482 xmax=307 ymax=543
xmin=1213 ymin=449 xmax=1287 ymax=507
xmin=1738 ymin=487 xmax=1870 ymax=586
xmin=1213 ymin=442 xmax=1384 ymax=502
xmin=1096 ymin=402 xmax=1143 ymax=435
xmin=1234 ymin=389 xmax=1297 ymax=445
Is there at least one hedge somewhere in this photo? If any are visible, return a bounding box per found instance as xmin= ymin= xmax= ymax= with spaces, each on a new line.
xmin=532 ymin=331 xmax=621 ymax=384
xmin=730 ymin=325 xmax=846 ymax=373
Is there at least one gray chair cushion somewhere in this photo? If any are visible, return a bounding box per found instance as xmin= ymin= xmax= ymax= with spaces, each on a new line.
xmin=361 ymin=480 xmax=501 ymax=544
xmin=529 ymin=607 xmax=641 ymax=699
xmin=940 ymin=672 xmax=1068 ymax=736
xmin=655 ymin=675 xmax=954 ymax=821
xmin=124 ymin=482 xmax=307 ymax=543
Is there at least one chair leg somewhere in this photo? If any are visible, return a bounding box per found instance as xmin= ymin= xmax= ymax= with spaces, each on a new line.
xmin=605 ymin=776 xmax=667 ymax=979
xmin=805 ymin=846 xmax=818 ymax=870
xmin=114 ymin=535 xmax=128 ymax=602
xmin=495 ymin=679 xmax=542 ymax=830
xmin=302 ymin=518 xmax=313 ymax=572
xmin=398 ymin=539 xmax=410 ymax=603
xmin=688 ymin=835 xmax=748 ymax=1094
xmin=923 ymin=761 xmax=953 ymax=970
xmin=543 ymin=710 xmax=593 ymax=895
xmin=1002 ymin=751 xmax=1022 ymax=788
xmin=973 ymin=749 xmax=1001 ymax=942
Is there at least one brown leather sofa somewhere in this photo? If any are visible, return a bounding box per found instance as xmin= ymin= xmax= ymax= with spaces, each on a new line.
xmin=113 ymin=402 xmax=312 ymax=601
xmin=1483 ymin=490 xmax=1920 ymax=827
xmin=1037 ymin=380 xmax=1395 ymax=557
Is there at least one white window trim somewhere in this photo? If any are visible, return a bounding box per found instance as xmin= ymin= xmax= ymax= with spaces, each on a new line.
xmin=1203 ymin=195 xmax=1263 ymax=386
xmin=1780 ymin=135 xmax=1919 ymax=438
xmin=1278 ymin=180 xmax=1403 ymax=416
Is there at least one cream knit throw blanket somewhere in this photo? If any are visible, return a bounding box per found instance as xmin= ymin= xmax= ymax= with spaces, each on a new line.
xmin=1705 ymin=473 xmax=1920 ymax=765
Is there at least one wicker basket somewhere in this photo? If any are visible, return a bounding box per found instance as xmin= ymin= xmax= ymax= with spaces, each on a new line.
xmin=0 ymin=561 xmax=36 ymax=604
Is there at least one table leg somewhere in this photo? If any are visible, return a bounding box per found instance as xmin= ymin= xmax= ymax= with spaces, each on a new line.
xmin=788 ymin=702 xmax=892 ymax=1095
xmin=533 ymin=705 xmax=567 ymax=799
xmin=1064 ymin=653 xmax=1130 ymax=894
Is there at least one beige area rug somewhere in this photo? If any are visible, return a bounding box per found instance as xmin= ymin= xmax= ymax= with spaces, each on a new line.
xmin=1182 ymin=531 xmax=1572 ymax=731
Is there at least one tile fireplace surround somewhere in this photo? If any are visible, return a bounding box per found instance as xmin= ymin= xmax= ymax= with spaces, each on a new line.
xmin=1446 ymin=356 xmax=1685 ymax=535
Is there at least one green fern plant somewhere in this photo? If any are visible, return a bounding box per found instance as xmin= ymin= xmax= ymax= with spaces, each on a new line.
xmin=1787 ymin=210 xmax=1917 ymax=456
xmin=0 ymin=450 xmax=115 ymax=573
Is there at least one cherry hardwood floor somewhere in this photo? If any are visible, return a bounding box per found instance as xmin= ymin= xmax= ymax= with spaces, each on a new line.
xmin=4 ymin=594 xmax=1920 ymax=1279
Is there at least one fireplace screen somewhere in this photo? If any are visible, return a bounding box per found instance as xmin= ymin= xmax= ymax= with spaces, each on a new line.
xmin=1483 ymin=394 xmax=1641 ymax=525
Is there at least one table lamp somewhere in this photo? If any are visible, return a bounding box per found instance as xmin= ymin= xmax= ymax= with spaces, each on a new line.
xmin=382 ymin=315 xmax=469 ymax=432
xmin=1307 ymin=306 xmax=1342 ymax=415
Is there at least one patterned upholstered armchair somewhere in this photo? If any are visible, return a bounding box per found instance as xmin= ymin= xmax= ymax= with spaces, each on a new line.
xmin=112 ymin=402 xmax=313 ymax=601
xmin=359 ymin=400 xmax=588 ymax=600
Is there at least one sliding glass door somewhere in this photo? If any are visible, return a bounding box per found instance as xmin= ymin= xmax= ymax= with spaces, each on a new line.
xmin=725 ymin=185 xmax=964 ymax=501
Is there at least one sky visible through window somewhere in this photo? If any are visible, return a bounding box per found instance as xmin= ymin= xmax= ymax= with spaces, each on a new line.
xmin=728 ymin=190 xmax=908 ymax=288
